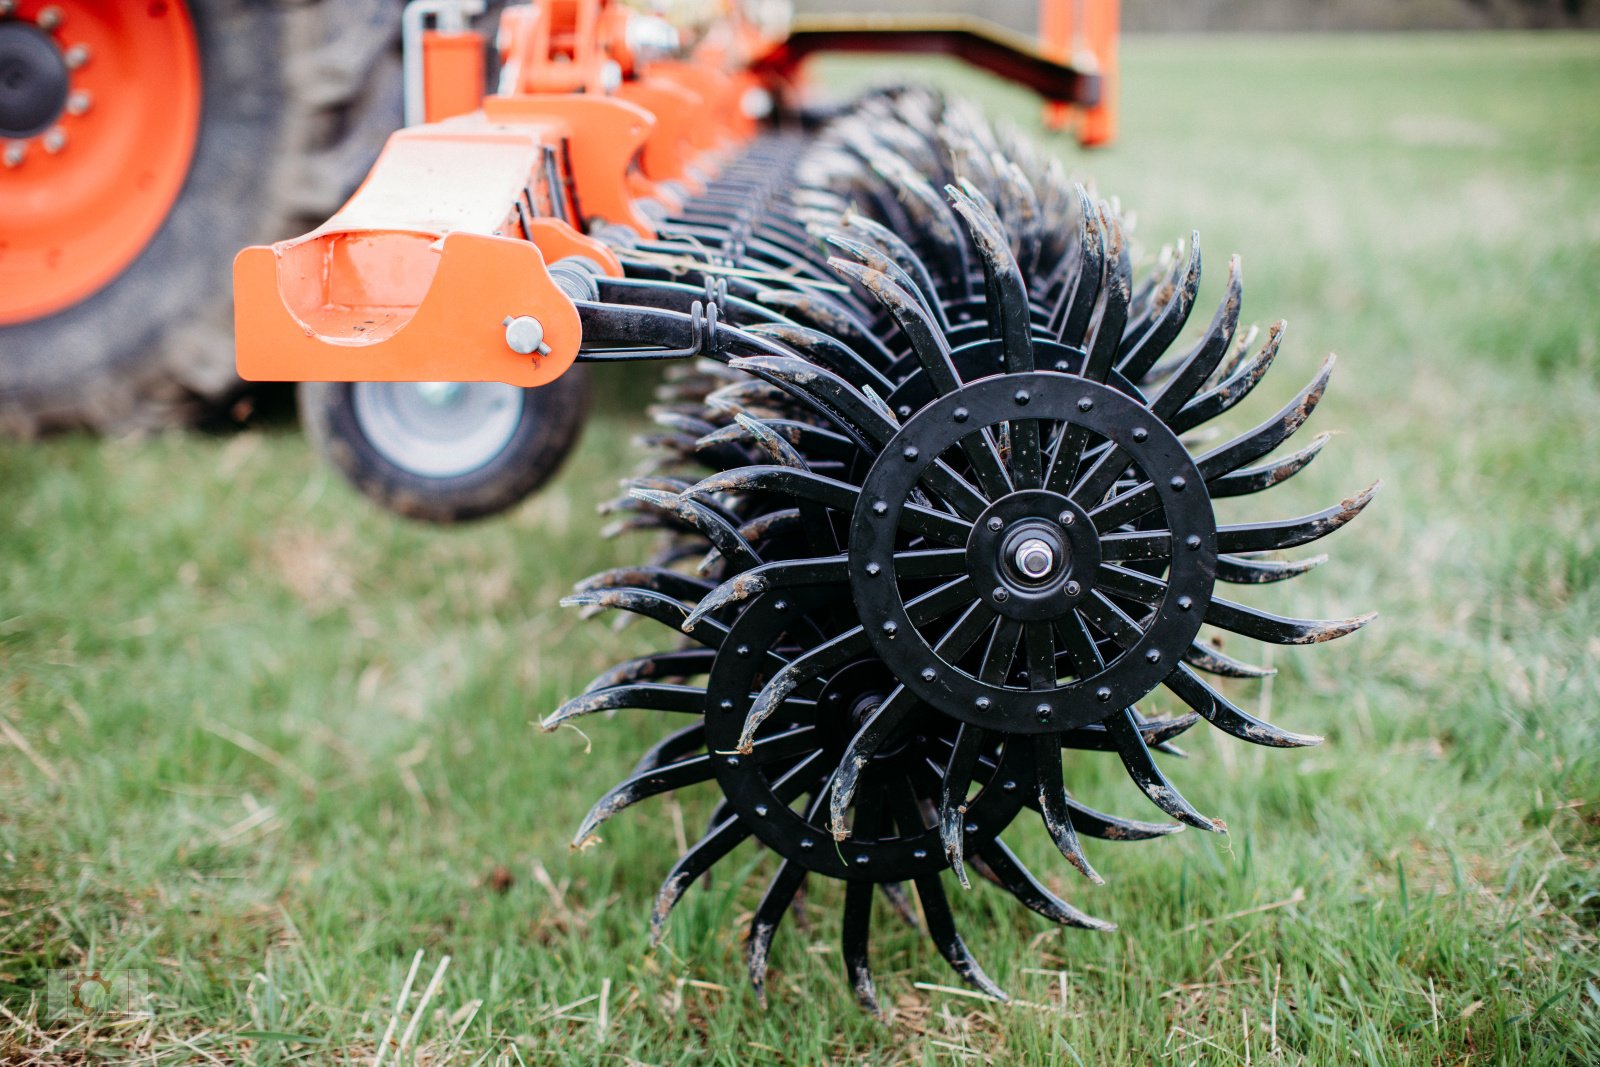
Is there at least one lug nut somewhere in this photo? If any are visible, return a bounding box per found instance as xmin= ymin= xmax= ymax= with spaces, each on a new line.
xmin=41 ymin=127 xmax=65 ymax=154
xmin=66 ymin=90 xmax=92 ymax=116
xmin=2 ymin=142 xmax=25 ymax=168
xmin=36 ymin=5 xmax=62 ymax=30
xmin=1013 ymin=537 xmax=1055 ymax=580
xmin=62 ymin=43 xmax=89 ymax=68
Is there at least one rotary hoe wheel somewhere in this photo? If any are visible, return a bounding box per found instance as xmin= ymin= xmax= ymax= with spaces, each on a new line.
xmin=547 ymin=88 xmax=1379 ymax=1011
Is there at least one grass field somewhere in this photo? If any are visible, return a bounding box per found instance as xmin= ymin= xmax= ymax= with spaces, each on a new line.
xmin=4 ymin=33 xmax=1599 ymax=1065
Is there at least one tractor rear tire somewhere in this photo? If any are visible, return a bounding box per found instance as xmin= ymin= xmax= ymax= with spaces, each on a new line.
xmin=0 ymin=0 xmax=405 ymax=436
xmin=297 ymin=370 xmax=592 ymax=524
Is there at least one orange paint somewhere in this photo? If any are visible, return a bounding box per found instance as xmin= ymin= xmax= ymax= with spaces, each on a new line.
xmin=0 ymin=0 xmax=201 ymax=323
xmin=422 ymin=31 xmax=486 ymax=123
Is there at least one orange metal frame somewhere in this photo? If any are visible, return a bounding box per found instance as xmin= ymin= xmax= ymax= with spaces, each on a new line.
xmin=233 ymin=1 xmax=1116 ymax=388
xmin=1040 ymin=0 xmax=1119 ymax=145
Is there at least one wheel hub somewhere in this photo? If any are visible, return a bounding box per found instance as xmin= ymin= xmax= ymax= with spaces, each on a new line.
xmin=704 ymin=589 xmax=1026 ymax=880
xmin=1010 ymin=535 xmax=1057 ymax=582
xmin=0 ymin=21 xmax=66 ymax=139
xmin=850 ymin=372 xmax=1218 ymax=733
xmin=0 ymin=1 xmax=200 ymax=324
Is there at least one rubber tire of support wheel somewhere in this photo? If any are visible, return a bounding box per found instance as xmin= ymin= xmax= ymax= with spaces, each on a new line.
xmin=297 ymin=370 xmax=591 ymax=524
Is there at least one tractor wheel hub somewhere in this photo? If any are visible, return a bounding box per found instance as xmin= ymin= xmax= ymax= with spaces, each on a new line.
xmin=0 ymin=21 xmax=67 ymax=139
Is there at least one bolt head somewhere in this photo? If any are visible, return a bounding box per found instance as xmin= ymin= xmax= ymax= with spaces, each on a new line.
xmin=41 ymin=127 xmax=65 ymax=154
xmin=1013 ymin=537 xmax=1056 ymax=580
xmin=1065 ymin=580 xmax=1082 ymax=596
xmin=1058 ymin=510 xmax=1076 ymax=526
xmin=503 ymin=315 xmax=547 ymax=356
xmin=2 ymin=142 xmax=24 ymax=168
xmin=991 ymin=586 xmax=1009 ymax=603
xmin=986 ymin=516 xmax=1004 ymax=532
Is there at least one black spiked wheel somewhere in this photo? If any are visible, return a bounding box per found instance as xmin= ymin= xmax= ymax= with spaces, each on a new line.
xmin=548 ymin=86 xmax=1378 ymax=1010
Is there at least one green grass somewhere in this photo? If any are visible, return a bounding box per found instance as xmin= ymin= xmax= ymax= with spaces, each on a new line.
xmin=3 ymin=33 xmax=1599 ymax=1065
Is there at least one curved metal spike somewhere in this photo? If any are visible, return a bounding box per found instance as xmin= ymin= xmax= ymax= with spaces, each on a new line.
xmin=1184 ymin=641 xmax=1277 ymax=679
xmin=687 ymin=548 xmax=967 ymax=633
xmin=682 ymin=463 xmax=973 ymax=547
xmin=747 ymin=857 xmax=807 ymax=1004
xmin=733 ymin=508 xmax=803 ymax=547
xmin=828 ymin=685 xmax=916 ymax=839
xmin=1103 ymin=707 xmax=1226 ymax=831
xmin=651 ymin=409 xmax=719 ymax=439
xmin=940 ymin=724 xmax=986 ymax=890
xmin=975 ymin=841 xmax=1115 ymax=931
xmin=541 ymin=683 xmax=706 ymax=731
xmin=1049 ymin=185 xmax=1104 ymax=346
xmin=842 ymin=871 xmax=881 ymax=1014
xmin=1118 ymin=233 xmax=1201 ymax=383
xmin=731 ymin=413 xmax=808 ymax=470
xmin=1034 ymin=734 xmax=1103 ymax=883
xmin=738 ymin=321 xmax=896 ymax=398
xmin=725 ymin=354 xmax=897 ymax=448
xmin=583 ymin=649 xmax=716 ymax=694
xmin=1208 ymin=432 xmax=1330 ymax=498
xmin=753 ymin=289 xmax=898 ymax=369
xmin=1063 ymin=795 xmax=1186 ymax=840
xmin=825 ymin=233 xmax=946 ymax=334
xmin=1082 ymin=206 xmax=1132 ymax=383
xmin=574 ymin=567 xmax=714 ymax=606
xmin=842 ymin=209 xmax=952 ymax=329
xmin=828 ymin=257 xmax=957 ymax=384
xmin=1151 ymin=253 xmax=1242 ymax=419
xmin=683 ymin=555 xmax=848 ymax=631
xmin=915 ymin=872 xmax=1010 ymax=1001
xmin=560 ymin=589 xmax=724 ymax=650
xmin=737 ymin=627 xmax=873 ymax=753
xmin=1165 ymin=664 xmax=1324 ymax=747
xmin=650 ymin=752 xmax=819 ymax=945
xmin=696 ymin=416 xmax=856 ymax=463
xmin=629 ymin=489 xmax=764 ymax=575
xmin=947 ymin=184 xmax=1034 ymax=371
xmin=1217 ymin=480 xmax=1382 ymax=553
xmin=1170 ymin=320 xmax=1284 ymax=434
xmin=1215 ymin=553 xmax=1329 ymax=584
xmin=1204 ymin=597 xmax=1378 ymax=646
xmin=1195 ymin=355 xmax=1336 ymax=480
xmin=574 ymin=726 xmax=818 ymax=848
xmin=1053 ymin=713 xmax=1202 ymax=753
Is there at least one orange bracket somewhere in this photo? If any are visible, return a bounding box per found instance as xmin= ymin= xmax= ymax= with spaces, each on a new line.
xmin=234 ymin=119 xmax=622 ymax=387
xmin=482 ymin=94 xmax=658 ymax=236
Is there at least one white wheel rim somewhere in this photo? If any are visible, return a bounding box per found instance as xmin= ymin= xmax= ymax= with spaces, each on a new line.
xmin=350 ymin=381 xmax=524 ymax=479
